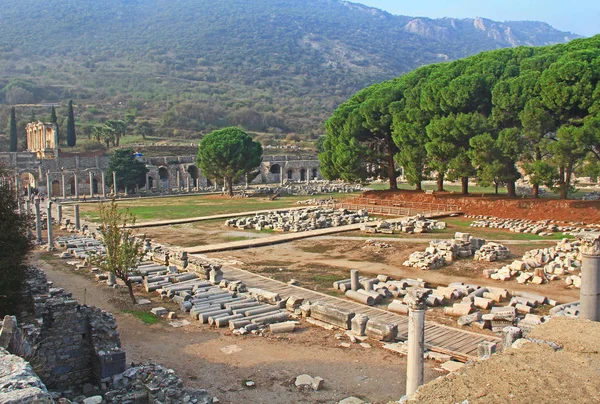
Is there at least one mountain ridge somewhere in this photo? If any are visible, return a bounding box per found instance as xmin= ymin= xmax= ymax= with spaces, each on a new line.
xmin=0 ymin=0 xmax=580 ymax=138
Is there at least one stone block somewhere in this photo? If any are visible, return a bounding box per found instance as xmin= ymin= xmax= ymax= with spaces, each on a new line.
xmin=365 ymin=320 xmax=397 ymax=342
xmin=350 ymin=314 xmax=369 ymax=336
xmin=310 ymin=303 xmax=355 ymax=330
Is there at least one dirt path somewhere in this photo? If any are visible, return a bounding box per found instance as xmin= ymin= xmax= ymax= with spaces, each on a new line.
xmin=34 ymin=251 xmax=440 ymax=404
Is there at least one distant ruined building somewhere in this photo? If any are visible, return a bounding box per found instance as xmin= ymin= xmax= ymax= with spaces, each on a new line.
xmin=1 ymin=122 xmax=322 ymax=197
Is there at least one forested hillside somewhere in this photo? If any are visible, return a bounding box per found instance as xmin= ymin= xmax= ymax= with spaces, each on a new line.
xmin=0 ymin=0 xmax=578 ymax=140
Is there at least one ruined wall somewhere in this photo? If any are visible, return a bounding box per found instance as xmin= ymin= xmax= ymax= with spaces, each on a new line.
xmin=12 ymin=268 xmax=126 ymax=391
xmin=0 ymin=152 xmax=323 ymax=195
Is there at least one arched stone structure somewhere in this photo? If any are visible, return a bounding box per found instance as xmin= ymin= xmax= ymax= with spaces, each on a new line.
xmin=187 ymin=165 xmax=200 ymax=188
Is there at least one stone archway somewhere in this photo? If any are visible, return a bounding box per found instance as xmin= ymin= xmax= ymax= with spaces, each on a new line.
xmin=19 ymin=171 xmax=37 ymax=195
xmin=300 ymin=168 xmax=306 ymax=182
xmin=158 ymin=167 xmax=169 ymax=190
xmin=92 ymin=178 xmax=99 ymax=194
xmin=270 ymin=164 xmax=281 ymax=184
xmin=68 ymin=176 xmax=76 ymax=196
xmin=51 ymin=180 xmax=60 ymax=197
xmin=312 ymin=168 xmax=318 ymax=180
xmin=147 ymin=176 xmax=154 ymax=190
xmin=187 ymin=165 xmax=200 ymax=187
xmin=287 ymin=169 xmax=293 ymax=180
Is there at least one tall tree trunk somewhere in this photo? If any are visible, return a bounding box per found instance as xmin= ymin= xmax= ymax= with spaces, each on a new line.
xmin=558 ymin=167 xmax=568 ymax=199
xmin=495 ymin=182 xmax=499 ymax=194
xmin=461 ymin=176 xmax=469 ymax=195
xmin=437 ymin=172 xmax=444 ymax=192
xmin=227 ymin=176 xmax=233 ymax=197
xmin=126 ymin=280 xmax=136 ymax=304
xmin=415 ymin=181 xmax=422 ymax=191
xmin=532 ymin=149 xmax=542 ymax=198
xmin=386 ymin=133 xmax=397 ymax=190
xmin=506 ymin=180 xmax=516 ymax=197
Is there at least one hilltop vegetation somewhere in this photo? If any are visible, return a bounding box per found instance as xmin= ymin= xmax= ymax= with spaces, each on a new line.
xmin=320 ymin=35 xmax=600 ymax=198
xmin=0 ymin=0 xmax=577 ymax=144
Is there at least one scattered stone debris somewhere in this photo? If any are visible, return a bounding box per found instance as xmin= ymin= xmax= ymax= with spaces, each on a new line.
xmin=362 ymin=215 xmax=446 ymax=235
xmin=483 ymin=238 xmax=582 ymax=287
xmin=468 ymin=215 xmax=599 ymax=237
xmin=295 ymin=374 xmax=324 ymax=391
xmin=473 ymin=242 xmax=510 ymax=262
xmin=403 ymin=233 xmax=484 ymax=270
xmin=581 ymin=191 xmax=600 ymax=200
xmin=362 ymin=239 xmax=392 ymax=249
xmin=225 ymin=207 xmax=371 ymax=232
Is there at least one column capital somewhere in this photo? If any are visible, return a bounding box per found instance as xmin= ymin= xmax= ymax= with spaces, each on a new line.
xmin=578 ymin=232 xmax=600 ymax=256
xmin=404 ymin=288 xmax=431 ymax=310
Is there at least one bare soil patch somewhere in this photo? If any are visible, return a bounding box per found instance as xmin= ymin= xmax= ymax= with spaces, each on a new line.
xmin=357 ymin=190 xmax=600 ymax=222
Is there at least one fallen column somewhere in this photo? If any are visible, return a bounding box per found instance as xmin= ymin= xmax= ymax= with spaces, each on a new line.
xmin=345 ymin=290 xmax=374 ymax=306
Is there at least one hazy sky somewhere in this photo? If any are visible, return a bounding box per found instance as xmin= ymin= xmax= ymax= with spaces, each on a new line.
xmin=352 ymin=0 xmax=600 ymax=37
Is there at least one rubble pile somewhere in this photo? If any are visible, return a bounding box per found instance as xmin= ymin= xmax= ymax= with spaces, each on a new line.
xmin=483 ymin=238 xmax=582 ymax=287
xmin=362 ymin=215 xmax=446 ymax=235
xmin=362 ymin=239 xmax=392 ymax=249
xmin=473 ymin=242 xmax=511 ymax=262
xmin=253 ymin=181 xmax=368 ymax=196
xmin=331 ymin=270 xmax=559 ymax=337
xmin=468 ymin=215 xmax=596 ymax=237
xmin=402 ymin=232 xmax=484 ymax=270
xmin=101 ymin=364 xmax=213 ymax=404
xmin=225 ymin=207 xmax=371 ymax=232
xmin=581 ymin=191 xmax=600 ymax=200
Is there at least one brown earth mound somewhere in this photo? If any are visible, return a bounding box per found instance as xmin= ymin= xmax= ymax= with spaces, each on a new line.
xmin=356 ymin=190 xmax=600 ymax=223
xmin=412 ymin=317 xmax=600 ymax=404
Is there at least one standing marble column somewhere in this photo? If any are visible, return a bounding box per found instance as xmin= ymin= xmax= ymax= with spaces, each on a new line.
xmin=74 ymin=173 xmax=79 ymax=199
xmin=61 ymin=174 xmax=66 ymax=199
xmin=74 ymin=204 xmax=81 ymax=230
xmin=112 ymin=171 xmax=117 ymax=196
xmin=46 ymin=172 xmax=52 ymax=198
xmin=404 ymin=288 xmax=432 ymax=396
xmin=101 ymin=172 xmax=106 ymax=198
xmin=46 ymin=201 xmax=54 ymax=250
xmin=186 ymin=175 xmax=191 ymax=192
xmin=57 ymin=204 xmax=62 ymax=225
xmin=350 ymin=269 xmax=359 ymax=292
xmin=580 ymin=233 xmax=600 ymax=322
xmin=176 ymin=171 xmax=181 ymax=190
xmin=25 ymin=199 xmax=31 ymax=220
xmin=89 ymin=171 xmax=94 ymax=198
xmin=280 ymin=166 xmax=284 ymax=186
xmin=34 ymin=197 xmax=42 ymax=244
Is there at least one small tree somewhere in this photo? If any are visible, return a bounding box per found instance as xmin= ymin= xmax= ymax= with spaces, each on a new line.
xmin=196 ymin=127 xmax=262 ymax=196
xmin=93 ymin=199 xmax=144 ymax=304
xmin=134 ymin=121 xmax=154 ymax=140
xmin=66 ymin=100 xmax=76 ymax=147
xmin=9 ymin=107 xmax=17 ymax=152
xmin=107 ymin=148 xmax=149 ymax=193
xmin=50 ymin=105 xmax=60 ymax=142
